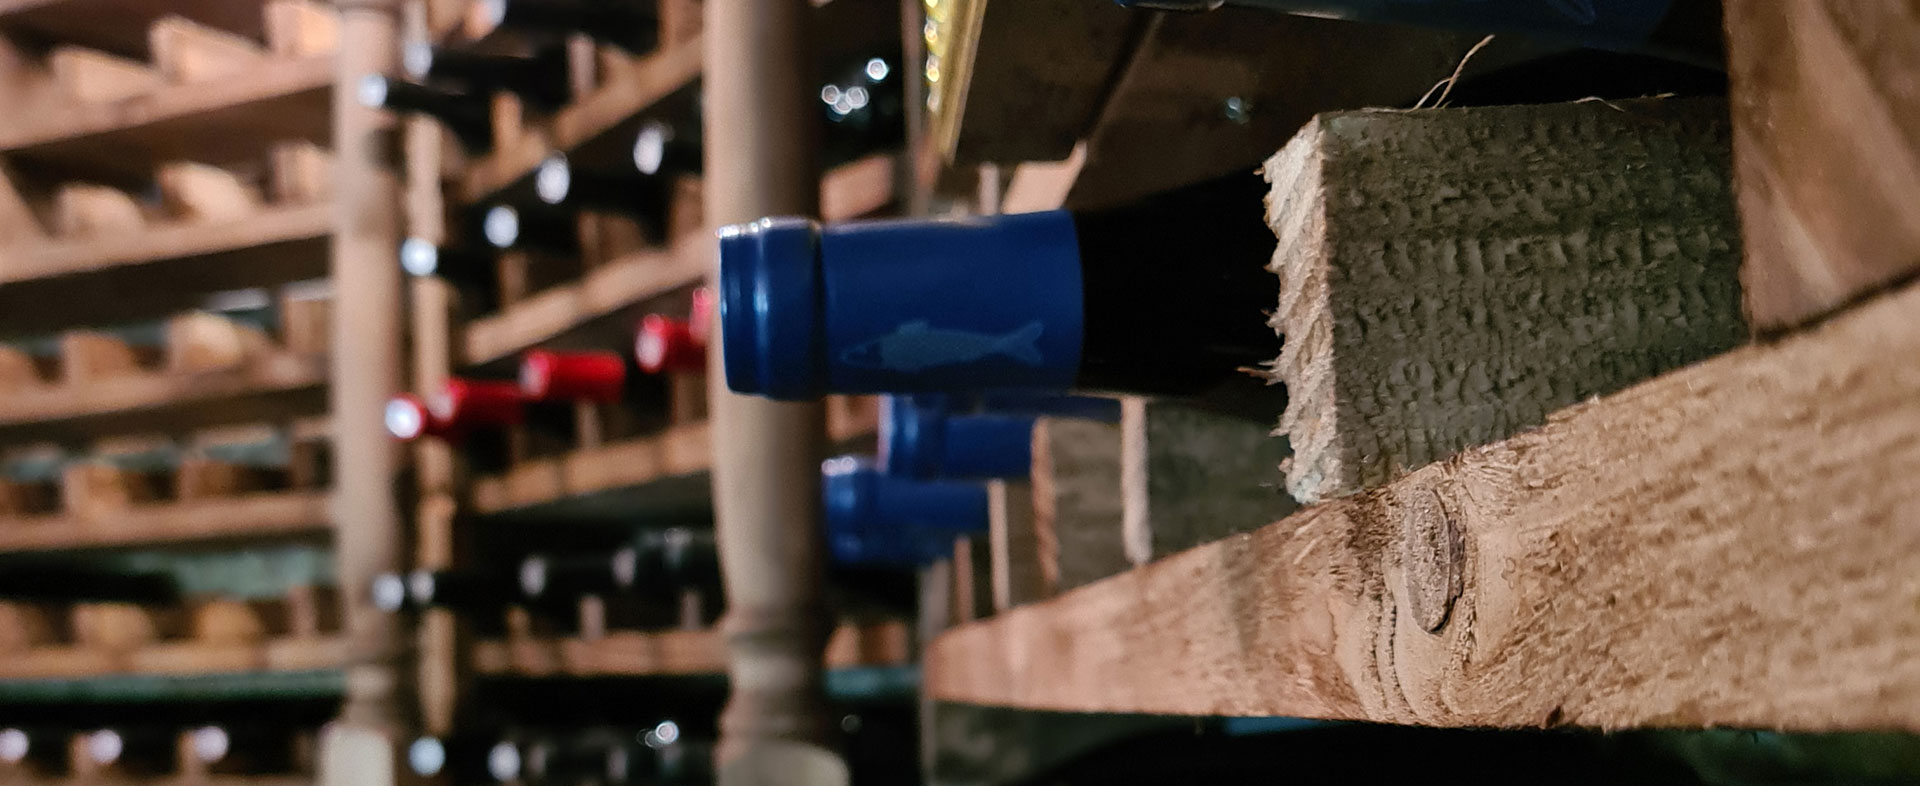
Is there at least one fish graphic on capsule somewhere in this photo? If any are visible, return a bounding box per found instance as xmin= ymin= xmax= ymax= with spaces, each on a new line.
xmin=840 ymin=320 xmax=1046 ymax=373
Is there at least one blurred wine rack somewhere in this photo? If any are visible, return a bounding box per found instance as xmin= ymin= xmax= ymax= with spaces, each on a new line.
xmin=391 ymin=0 xmax=922 ymax=763
xmin=0 ymin=0 xmax=345 ymax=783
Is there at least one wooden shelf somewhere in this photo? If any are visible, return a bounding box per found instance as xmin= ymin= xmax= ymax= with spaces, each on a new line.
xmin=472 ymin=621 xmax=910 ymax=678
xmin=0 ymin=352 xmax=327 ymax=444
xmin=459 ymin=153 xmax=898 ymax=368
xmin=0 ymin=0 xmax=268 ymax=57
xmin=0 ymin=204 xmax=331 ymax=335
xmin=460 ymin=40 xmax=702 ymax=203
xmin=925 ymin=282 xmax=1920 ymax=732
xmin=0 ymin=636 xmax=345 ymax=682
xmin=5 ymin=777 xmax=307 ymax=786
xmin=0 ymin=491 xmax=330 ymax=553
xmin=0 ymin=55 xmax=331 ymax=181
xmin=470 ymin=396 xmax=878 ymax=521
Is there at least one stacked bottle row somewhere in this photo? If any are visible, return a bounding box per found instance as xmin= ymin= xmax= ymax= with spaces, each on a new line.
xmin=373 ymin=526 xmax=720 ymax=635
xmin=0 ymin=701 xmax=334 ymax=779
xmin=407 ymin=720 xmax=711 ymax=785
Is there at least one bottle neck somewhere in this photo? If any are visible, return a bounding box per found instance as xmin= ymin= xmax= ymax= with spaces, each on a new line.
xmin=379 ymin=80 xmax=493 ymax=151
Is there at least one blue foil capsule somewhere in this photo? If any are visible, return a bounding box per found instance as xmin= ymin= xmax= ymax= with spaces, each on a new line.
xmin=880 ymin=396 xmax=1035 ymax=480
xmin=822 ymin=456 xmax=989 ymax=567
xmin=718 ymin=212 xmax=1085 ymax=399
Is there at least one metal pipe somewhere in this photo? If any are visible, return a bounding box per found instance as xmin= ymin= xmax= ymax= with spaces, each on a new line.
xmin=329 ymin=0 xmax=408 ymax=733
xmin=704 ymin=0 xmax=838 ymax=772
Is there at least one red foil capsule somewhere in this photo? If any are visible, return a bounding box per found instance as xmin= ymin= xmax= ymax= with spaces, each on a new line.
xmin=635 ymin=313 xmax=707 ymax=374
xmin=385 ymin=393 xmax=451 ymax=442
xmin=429 ymin=378 xmax=525 ymax=429
xmin=520 ymin=350 xmax=626 ymax=402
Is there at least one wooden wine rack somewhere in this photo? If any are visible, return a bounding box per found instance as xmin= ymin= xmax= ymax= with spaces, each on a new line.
xmin=0 ymin=5 xmax=348 ymax=764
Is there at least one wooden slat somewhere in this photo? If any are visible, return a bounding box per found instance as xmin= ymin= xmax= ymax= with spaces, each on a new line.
xmin=46 ymin=46 xmax=163 ymax=103
xmin=0 ymin=491 xmax=329 ymax=551
xmin=268 ymin=140 xmax=332 ymax=205
xmin=1268 ymin=98 xmax=1745 ymax=504
xmin=0 ymin=352 xmax=327 ymax=444
xmin=148 ymin=15 xmax=267 ymax=84
xmin=52 ymin=183 xmax=147 ymax=238
xmin=262 ymin=0 xmax=338 ymax=57
xmin=929 ymin=0 xmax=1141 ymax=164
xmin=472 ymin=622 xmax=911 ymax=677
xmin=927 ymin=280 xmax=1920 ymax=730
xmin=1065 ymin=10 xmax=1531 ymax=210
xmin=460 ymin=39 xmax=704 ymax=201
xmin=165 ymin=311 xmax=275 ymax=373
xmin=1120 ymin=400 xmax=1295 ymax=566
xmin=0 ymin=0 xmax=268 ymax=58
xmin=0 ymin=159 xmax=47 ymax=246
xmin=6 ymin=199 xmax=328 ymax=284
xmin=157 ymin=161 xmax=264 ymax=223
xmin=1032 ymin=417 xmax=1129 ymax=592
xmin=0 ymin=636 xmax=345 ymax=680
xmin=1724 ymin=1 xmax=1920 ymax=331
xmin=0 ymin=55 xmax=330 ymax=181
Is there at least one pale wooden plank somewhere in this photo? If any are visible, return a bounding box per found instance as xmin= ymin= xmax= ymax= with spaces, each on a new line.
xmin=157 ymin=161 xmax=263 ymax=223
xmin=1032 ymin=418 xmax=1129 ymax=592
xmin=149 ymin=15 xmax=267 ymax=84
xmin=47 ymin=46 xmax=163 ymax=103
xmin=0 ymin=352 xmax=327 ymax=444
xmin=0 ymin=491 xmax=328 ymax=551
xmin=166 ymin=311 xmax=275 ymax=373
xmin=1724 ymin=1 xmax=1920 ymax=331
xmin=2 ymin=201 xmax=328 ymax=285
xmin=269 ymin=140 xmax=332 ymax=205
xmin=928 ymin=281 xmax=1920 ymax=730
xmin=262 ymin=0 xmax=338 ymax=57
xmin=52 ymin=183 xmax=146 ymax=238
xmin=1120 ymin=400 xmax=1295 ymax=565
xmin=1268 ymin=99 xmax=1745 ymax=504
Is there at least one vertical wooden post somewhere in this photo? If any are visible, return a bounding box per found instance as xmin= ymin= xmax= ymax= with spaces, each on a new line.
xmin=399 ymin=0 xmax=467 ymax=738
xmin=322 ymin=0 xmax=408 ymax=782
xmin=705 ymin=0 xmax=842 ymax=781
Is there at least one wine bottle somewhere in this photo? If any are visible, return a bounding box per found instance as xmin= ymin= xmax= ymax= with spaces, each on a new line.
xmin=518 ymin=548 xmax=639 ymax=601
xmin=879 ymin=396 xmax=1034 ymax=480
xmin=483 ymin=204 xmax=580 ymax=258
xmin=407 ymin=568 xmax=526 ymax=614
xmin=186 ymin=724 xmax=297 ymax=775
xmin=821 ymin=455 xmax=988 ymax=567
xmin=407 ymin=734 xmax=522 ymax=783
xmin=631 ymin=527 xmax=720 ymax=595
xmin=634 ymin=291 xmax=712 ymax=375
xmin=83 ymin=728 xmax=174 ymax=777
xmin=356 ymin=75 xmax=493 ymax=153
xmin=615 ymin=722 xmax=714 ymax=786
xmin=632 ymin=118 xmax=701 ymax=177
xmin=400 ymin=237 xmax=499 ymax=310
xmin=0 ymin=726 xmax=64 ymax=776
xmin=402 ymin=42 xmax=571 ymax=109
xmin=473 ymin=0 xmax=659 ymax=54
xmin=0 ymin=564 xmax=180 ymax=603
xmin=1118 ymin=0 xmax=1724 ymax=64
xmin=718 ymin=172 xmax=1280 ymax=407
xmin=533 ymin=154 xmax=669 ymax=228
xmin=520 ymin=730 xmax=629 ymax=785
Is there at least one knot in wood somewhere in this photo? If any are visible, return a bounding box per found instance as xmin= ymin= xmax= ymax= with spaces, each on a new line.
xmin=1397 ymin=487 xmax=1462 ymax=632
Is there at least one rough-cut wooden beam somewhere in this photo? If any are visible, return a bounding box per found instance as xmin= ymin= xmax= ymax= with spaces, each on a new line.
xmin=263 ymin=0 xmax=340 ymax=57
xmin=1120 ymin=400 xmax=1294 ymax=565
xmin=1724 ymin=1 xmax=1920 ymax=331
xmin=47 ymin=46 xmax=164 ymax=103
xmin=158 ymin=160 xmax=264 ymax=222
xmin=149 ymin=15 xmax=268 ymax=84
xmin=927 ymin=281 xmax=1920 ymax=730
xmin=1268 ymin=98 xmax=1746 ymax=504
xmin=1032 ymin=417 xmax=1129 ymax=592
xmin=52 ymin=183 xmax=147 ymax=238
xmin=986 ymin=478 xmax=1046 ymax=612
